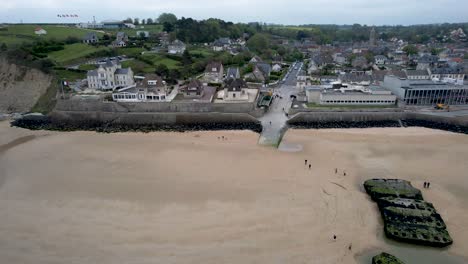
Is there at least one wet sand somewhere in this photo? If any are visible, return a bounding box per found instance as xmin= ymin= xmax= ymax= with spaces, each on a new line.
xmin=1 ymin=121 xmax=468 ymax=264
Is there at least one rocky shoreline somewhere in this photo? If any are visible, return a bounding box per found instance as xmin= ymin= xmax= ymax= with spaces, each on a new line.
xmin=10 ymin=118 xmax=263 ymax=134
xmin=289 ymin=120 xmax=402 ymax=129
xmin=289 ymin=119 xmax=468 ymax=134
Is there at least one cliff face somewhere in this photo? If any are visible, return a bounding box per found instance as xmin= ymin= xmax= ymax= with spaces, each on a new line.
xmin=0 ymin=57 xmax=52 ymax=113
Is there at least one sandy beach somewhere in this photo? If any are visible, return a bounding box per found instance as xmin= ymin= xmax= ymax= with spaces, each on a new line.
xmin=1 ymin=120 xmax=468 ymax=264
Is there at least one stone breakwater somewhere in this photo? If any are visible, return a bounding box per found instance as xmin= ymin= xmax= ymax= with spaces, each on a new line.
xmin=364 ymin=179 xmax=453 ymax=248
xmin=289 ymin=120 xmax=402 ymax=129
xmin=401 ymin=119 xmax=468 ymax=134
xmin=288 ymin=119 xmax=468 ymax=135
xmin=11 ymin=117 xmax=263 ymax=133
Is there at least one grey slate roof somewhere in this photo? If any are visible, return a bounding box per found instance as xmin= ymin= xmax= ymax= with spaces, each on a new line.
xmin=226 ymin=67 xmax=240 ymax=79
xmin=431 ymin=65 xmax=464 ymax=74
xmin=83 ymin=32 xmax=98 ymax=41
xmin=213 ymin=38 xmax=231 ymax=46
xmin=418 ymin=54 xmax=439 ymax=64
xmin=226 ymin=78 xmax=248 ymax=91
xmin=87 ymin=70 xmax=98 ymax=76
xmin=205 ymin=61 xmax=223 ymax=73
xmin=406 ymin=70 xmax=429 ymax=76
xmin=256 ymin=63 xmax=271 ymax=76
xmin=115 ymin=68 xmax=130 ymax=74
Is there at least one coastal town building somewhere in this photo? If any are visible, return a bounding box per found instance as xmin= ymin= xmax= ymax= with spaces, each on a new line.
xmin=102 ymin=20 xmax=126 ymax=29
xmin=112 ymin=74 xmax=167 ymax=102
xmin=249 ymin=55 xmax=263 ymax=63
xmin=212 ymin=38 xmax=231 ymax=51
xmin=110 ymin=32 xmax=128 ymax=47
xmin=34 ymin=27 xmax=47 ymax=35
xmin=181 ymin=79 xmax=205 ymax=98
xmin=82 ymin=32 xmax=99 ymax=44
xmin=369 ymin=27 xmax=377 ymax=47
xmin=429 ymin=66 xmax=465 ymax=81
xmin=87 ymin=60 xmax=134 ymax=90
xmin=405 ymin=69 xmax=430 ymax=80
xmin=168 ymin=40 xmax=186 ymax=54
xmin=204 ymin=61 xmax=224 ymax=83
xmin=226 ymin=67 xmax=241 ymax=80
xmin=223 ymin=79 xmax=249 ymax=101
xmin=375 ymin=55 xmax=387 ymax=65
xmin=383 ymin=75 xmax=468 ymax=106
xmin=306 ymin=83 xmax=397 ymax=106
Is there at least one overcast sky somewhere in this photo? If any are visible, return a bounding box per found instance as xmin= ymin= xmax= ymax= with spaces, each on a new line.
xmin=1 ymin=0 xmax=467 ymax=25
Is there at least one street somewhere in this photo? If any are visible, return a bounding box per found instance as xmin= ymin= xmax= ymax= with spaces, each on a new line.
xmin=258 ymin=62 xmax=303 ymax=145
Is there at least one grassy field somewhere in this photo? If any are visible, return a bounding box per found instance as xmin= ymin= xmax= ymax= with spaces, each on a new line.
xmin=141 ymin=54 xmax=182 ymax=69
xmin=189 ymin=47 xmax=216 ymax=58
xmin=48 ymin=43 xmax=109 ymax=64
xmin=117 ymin=47 xmax=145 ymax=57
xmin=121 ymin=59 xmax=155 ymax=74
xmin=55 ymin=69 xmax=87 ymax=81
xmin=0 ymin=25 xmax=104 ymax=46
xmin=78 ymin=64 xmax=98 ymax=71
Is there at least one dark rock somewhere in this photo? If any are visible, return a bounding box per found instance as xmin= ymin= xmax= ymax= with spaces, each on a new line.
xmin=402 ymin=119 xmax=468 ymax=134
xmin=288 ymin=120 xmax=401 ymax=129
xmin=364 ymin=179 xmax=453 ymax=247
xmin=372 ymin=252 xmax=405 ymax=264
xmin=11 ymin=117 xmax=263 ymax=134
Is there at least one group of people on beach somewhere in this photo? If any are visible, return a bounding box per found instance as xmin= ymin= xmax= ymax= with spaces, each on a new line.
xmin=423 ymin=182 xmax=431 ymax=188
xmin=335 ymin=167 xmax=346 ymax=176
xmin=304 ymin=160 xmax=347 ymax=176
xmin=303 ymin=160 xmax=353 ymax=250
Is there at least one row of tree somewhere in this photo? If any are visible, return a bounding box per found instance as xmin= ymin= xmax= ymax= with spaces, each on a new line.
xmin=267 ymin=23 xmax=468 ymax=44
xmin=123 ymin=13 xmax=178 ymax=26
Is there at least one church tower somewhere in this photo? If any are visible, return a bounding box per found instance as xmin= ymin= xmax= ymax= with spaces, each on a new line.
xmin=370 ymin=27 xmax=377 ymax=47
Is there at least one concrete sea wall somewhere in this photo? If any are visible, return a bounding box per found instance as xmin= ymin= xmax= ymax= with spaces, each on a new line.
xmin=49 ymin=111 xmax=260 ymax=125
xmin=55 ymin=100 xmax=264 ymax=117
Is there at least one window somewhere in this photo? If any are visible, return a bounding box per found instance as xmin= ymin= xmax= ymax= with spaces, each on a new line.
xmin=233 ymin=93 xmax=236 ymax=98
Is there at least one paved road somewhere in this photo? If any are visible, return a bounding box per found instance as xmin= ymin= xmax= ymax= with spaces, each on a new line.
xmin=258 ymin=62 xmax=303 ymax=146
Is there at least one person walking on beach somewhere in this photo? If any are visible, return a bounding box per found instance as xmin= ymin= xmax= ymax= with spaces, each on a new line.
xmin=427 ymin=182 xmax=430 ymax=188
xmin=424 ymin=182 xmax=427 ymax=188
xmin=305 ymin=159 xmax=308 ymax=165
xmin=343 ymin=171 xmax=346 ymax=176
xmin=335 ymin=168 xmax=338 ymax=174
xmin=333 ymin=235 xmax=337 ymax=240
xmin=309 ymin=164 xmax=311 ymax=170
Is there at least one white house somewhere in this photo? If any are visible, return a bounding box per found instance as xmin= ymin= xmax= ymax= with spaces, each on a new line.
xmin=223 ymin=79 xmax=249 ymax=101
xmin=168 ymin=40 xmax=186 ymax=54
xmin=204 ymin=61 xmax=224 ymax=83
xmin=112 ymin=74 xmax=167 ymax=102
xmin=34 ymin=27 xmax=47 ymax=35
xmin=272 ymin=64 xmax=282 ymax=72
xmin=87 ymin=59 xmax=134 ymax=90
xmin=82 ymin=32 xmax=99 ymax=44
xmin=374 ymin=55 xmax=387 ymax=65
xmin=249 ymin=55 xmax=263 ymax=63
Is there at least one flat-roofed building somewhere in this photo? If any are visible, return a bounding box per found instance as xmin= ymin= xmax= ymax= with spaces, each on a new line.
xmin=306 ymin=83 xmax=397 ymax=106
xmin=383 ymin=75 xmax=468 ymax=106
